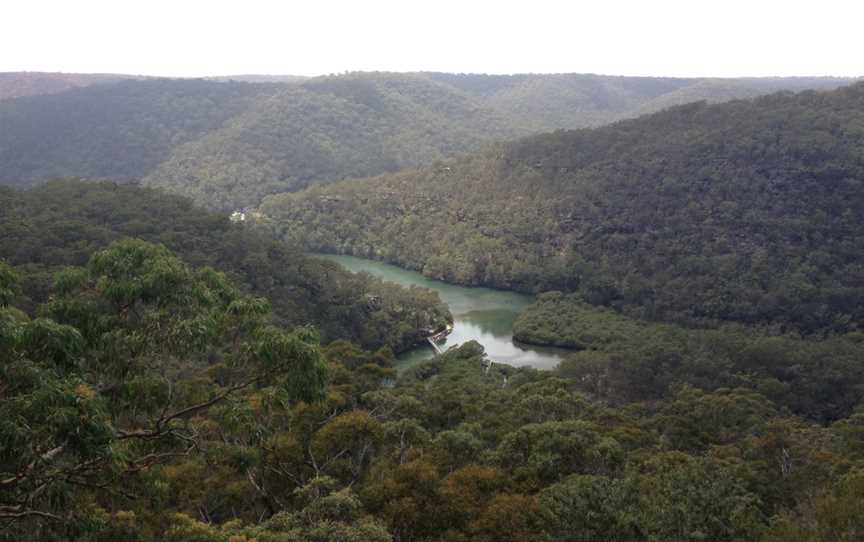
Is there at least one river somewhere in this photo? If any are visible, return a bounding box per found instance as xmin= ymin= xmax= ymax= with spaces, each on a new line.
xmin=315 ymin=254 xmax=570 ymax=370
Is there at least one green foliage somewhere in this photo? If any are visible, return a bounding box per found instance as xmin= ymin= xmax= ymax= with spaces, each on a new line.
xmin=514 ymin=291 xmax=647 ymax=349
xmin=513 ymin=290 xmax=864 ymax=422
xmin=553 ymin=314 xmax=864 ymax=422
xmin=255 ymin=326 xmax=328 ymax=404
xmin=539 ymin=456 xmax=766 ymax=542
xmin=3 ymin=302 xmax=862 ymax=540
xmin=0 ymin=240 xmax=329 ymax=532
xmin=763 ymin=469 xmax=864 ymax=542
xmin=154 ymin=480 xmax=394 ymax=542
xmin=639 ymin=456 xmax=766 ymax=541
xmin=0 ymin=262 xmax=18 ymax=306
xmin=19 ymin=317 xmax=85 ymax=372
xmin=539 ymin=475 xmax=642 ymax=542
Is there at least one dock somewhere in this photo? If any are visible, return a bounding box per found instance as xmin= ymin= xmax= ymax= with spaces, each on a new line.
xmin=427 ymin=337 xmax=444 ymax=354
xmin=425 ymin=323 xmax=453 ymax=355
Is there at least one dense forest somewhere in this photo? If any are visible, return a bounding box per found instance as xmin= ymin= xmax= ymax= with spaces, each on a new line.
xmin=141 ymin=74 xmax=522 ymax=209
xmin=514 ymin=292 xmax=864 ymax=422
xmin=0 ymin=79 xmax=282 ymax=188
xmin=0 ymin=72 xmax=854 ymax=209
xmin=3 ymin=273 xmax=863 ymax=541
xmin=3 ymin=69 xmax=864 ymax=541
xmin=261 ymin=83 xmax=864 ymax=336
xmin=0 ymin=181 xmax=449 ymax=353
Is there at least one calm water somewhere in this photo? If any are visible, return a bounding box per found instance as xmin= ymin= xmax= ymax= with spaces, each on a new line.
xmin=315 ymin=254 xmax=569 ymax=370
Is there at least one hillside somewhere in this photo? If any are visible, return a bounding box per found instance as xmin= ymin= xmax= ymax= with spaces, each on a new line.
xmin=260 ymin=83 xmax=864 ymax=335
xmin=0 ymin=72 xmax=856 ymax=210
xmin=205 ymin=74 xmax=310 ymax=83
xmin=0 ymin=79 xmax=280 ymax=187
xmin=142 ymin=73 xmax=522 ymax=209
xmin=424 ymin=72 xmax=854 ymax=129
xmin=0 ymin=71 xmax=134 ymax=101
xmin=0 ymin=180 xmax=449 ymax=352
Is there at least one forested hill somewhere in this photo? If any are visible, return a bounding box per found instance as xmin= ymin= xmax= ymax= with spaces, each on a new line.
xmin=423 ymin=72 xmax=854 ymax=130
xmin=0 ymin=72 xmax=855 ymax=210
xmin=0 ymin=71 xmax=135 ymax=101
xmin=260 ymin=82 xmax=864 ymax=335
xmin=141 ymin=73 xmax=522 ymax=209
xmin=0 ymin=180 xmax=449 ymax=352
xmin=0 ymin=78 xmax=281 ymax=187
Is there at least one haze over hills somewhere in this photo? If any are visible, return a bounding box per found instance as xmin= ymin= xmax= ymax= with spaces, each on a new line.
xmin=0 ymin=71 xmax=137 ymax=101
xmin=0 ymin=78 xmax=282 ymax=187
xmin=204 ymin=74 xmax=311 ymax=84
xmin=0 ymin=71 xmax=856 ymax=209
xmin=0 ymin=72 xmax=308 ymax=101
xmin=141 ymin=73 xmax=523 ymax=209
xmin=422 ymin=72 xmax=855 ymax=130
xmin=260 ymin=82 xmax=864 ymax=336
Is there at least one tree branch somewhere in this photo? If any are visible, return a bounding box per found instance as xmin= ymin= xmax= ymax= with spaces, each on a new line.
xmin=116 ymin=376 xmax=260 ymax=440
xmin=0 ymin=506 xmax=62 ymax=522
xmin=0 ymin=445 xmax=66 ymax=488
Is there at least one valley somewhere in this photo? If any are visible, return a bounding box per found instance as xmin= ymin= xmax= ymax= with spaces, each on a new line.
xmin=262 ymin=82 xmax=864 ymax=337
xmin=2 ymin=66 xmax=864 ymax=542
xmin=316 ymin=254 xmax=570 ymax=369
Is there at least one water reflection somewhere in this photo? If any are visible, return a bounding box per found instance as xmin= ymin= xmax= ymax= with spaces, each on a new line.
xmin=314 ymin=254 xmax=571 ymax=370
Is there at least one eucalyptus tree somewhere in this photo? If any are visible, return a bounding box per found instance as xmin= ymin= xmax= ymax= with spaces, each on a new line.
xmin=0 ymin=240 xmax=328 ymax=537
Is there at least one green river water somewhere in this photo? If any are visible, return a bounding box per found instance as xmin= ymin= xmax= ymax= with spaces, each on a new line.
xmin=315 ymin=254 xmax=571 ymax=370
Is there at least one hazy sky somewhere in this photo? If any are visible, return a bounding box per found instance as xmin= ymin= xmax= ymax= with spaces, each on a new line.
xmin=3 ymin=0 xmax=862 ymax=78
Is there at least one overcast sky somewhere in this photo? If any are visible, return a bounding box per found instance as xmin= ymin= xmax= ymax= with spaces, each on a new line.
xmin=2 ymin=0 xmax=862 ymax=78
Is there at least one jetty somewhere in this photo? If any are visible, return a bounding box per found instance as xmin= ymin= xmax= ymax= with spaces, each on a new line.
xmin=425 ymin=323 xmax=453 ymax=355
xmin=427 ymin=337 xmax=444 ymax=354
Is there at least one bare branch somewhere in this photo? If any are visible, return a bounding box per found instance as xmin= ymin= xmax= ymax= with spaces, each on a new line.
xmin=0 ymin=506 xmax=62 ymax=522
xmin=0 ymin=445 xmax=66 ymax=488
xmin=116 ymin=376 xmax=260 ymax=440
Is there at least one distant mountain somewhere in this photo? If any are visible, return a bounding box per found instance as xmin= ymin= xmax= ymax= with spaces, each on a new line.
xmin=424 ymin=72 xmax=855 ymax=129
xmin=0 ymin=71 xmax=857 ymax=209
xmin=204 ymin=74 xmax=310 ymax=84
xmin=0 ymin=71 xmax=136 ymax=101
xmin=142 ymin=73 xmax=522 ymax=209
xmin=259 ymin=83 xmax=864 ymax=335
xmin=0 ymin=78 xmax=280 ymax=187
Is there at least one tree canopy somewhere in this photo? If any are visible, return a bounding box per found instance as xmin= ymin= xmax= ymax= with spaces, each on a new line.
xmin=1 ymin=240 xmax=328 ymax=532
xmin=0 ymin=180 xmax=450 ymax=353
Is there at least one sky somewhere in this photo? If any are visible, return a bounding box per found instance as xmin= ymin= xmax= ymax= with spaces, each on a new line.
xmin=2 ymin=0 xmax=862 ymax=78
